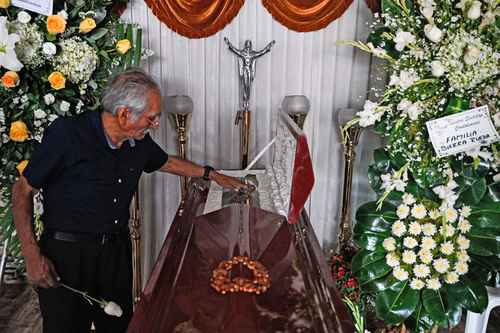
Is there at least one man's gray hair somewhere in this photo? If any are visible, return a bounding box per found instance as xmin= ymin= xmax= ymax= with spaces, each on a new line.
xmin=102 ymin=68 xmax=159 ymax=119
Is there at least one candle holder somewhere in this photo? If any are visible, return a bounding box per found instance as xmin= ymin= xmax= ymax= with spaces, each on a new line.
xmin=166 ymin=95 xmax=193 ymax=199
xmin=130 ymin=193 xmax=141 ymax=306
xmin=336 ymin=108 xmax=362 ymax=254
xmin=281 ymin=95 xmax=310 ymax=130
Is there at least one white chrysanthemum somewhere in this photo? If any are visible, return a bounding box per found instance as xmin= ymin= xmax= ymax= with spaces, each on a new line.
xmin=427 ymin=278 xmax=442 ymax=290
xmin=60 ymin=101 xmax=70 ymax=112
xmin=460 ymin=206 xmax=471 ymax=218
xmin=393 ymin=267 xmax=409 ymax=281
xmin=433 ymin=258 xmax=450 ymax=273
xmin=440 ymin=241 xmax=454 ymax=256
xmin=445 ymin=272 xmax=459 ymax=284
xmin=455 ymin=262 xmax=469 ymax=275
xmin=411 ymin=204 xmax=427 ymax=219
xmin=383 ymin=237 xmax=397 ymax=252
xmin=429 ymin=209 xmax=441 ymax=219
xmin=410 ymin=278 xmax=425 ymax=290
xmin=440 ymin=224 xmax=456 ymax=237
xmin=397 ymin=205 xmax=410 ymax=219
xmin=445 ymin=208 xmax=458 ymax=222
xmin=392 ymin=221 xmax=407 ymax=237
xmin=418 ymin=249 xmax=433 ymax=264
xmin=403 ymin=237 xmax=418 ymax=249
xmin=386 ymin=252 xmax=400 ymax=267
xmin=457 ymin=235 xmax=470 ymax=250
xmin=422 ymin=223 xmax=437 ymax=236
xmin=402 ymin=250 xmax=417 ymax=264
xmin=408 ymin=221 xmax=422 ymax=236
xmin=402 ymin=193 xmax=416 ymax=205
xmin=52 ymin=37 xmax=98 ymax=84
xmin=457 ymin=250 xmax=470 ymax=263
xmin=413 ymin=264 xmax=431 ymax=278
xmin=421 ymin=237 xmax=436 ymax=250
xmin=458 ymin=219 xmax=471 ymax=233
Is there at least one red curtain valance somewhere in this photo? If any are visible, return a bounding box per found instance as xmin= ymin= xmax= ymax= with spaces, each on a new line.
xmin=261 ymin=0 xmax=354 ymax=33
xmin=143 ymin=0 xmax=245 ymax=39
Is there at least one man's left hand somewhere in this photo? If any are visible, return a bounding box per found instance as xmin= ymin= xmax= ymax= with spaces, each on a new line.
xmin=211 ymin=172 xmax=254 ymax=192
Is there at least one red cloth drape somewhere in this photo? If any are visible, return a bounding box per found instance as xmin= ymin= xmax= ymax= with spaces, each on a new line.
xmin=261 ymin=0 xmax=354 ymax=32
xmin=143 ymin=0 xmax=244 ymax=38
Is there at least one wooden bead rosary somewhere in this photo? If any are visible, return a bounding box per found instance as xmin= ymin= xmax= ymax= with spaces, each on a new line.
xmin=210 ymin=256 xmax=271 ymax=294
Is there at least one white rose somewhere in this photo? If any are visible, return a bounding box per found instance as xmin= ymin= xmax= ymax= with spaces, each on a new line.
xmin=421 ymin=6 xmax=434 ymax=19
xmin=103 ymin=301 xmax=123 ymax=317
xmin=464 ymin=46 xmax=481 ymax=65
xmin=17 ymin=11 xmax=31 ymax=24
xmin=34 ymin=109 xmax=47 ymax=119
xmin=44 ymin=93 xmax=55 ymax=105
xmin=424 ymin=24 xmax=443 ymax=43
xmin=467 ymin=1 xmax=481 ymax=20
xmin=42 ymin=42 xmax=57 ymax=56
xmin=60 ymin=101 xmax=71 ymax=112
xmin=431 ymin=60 xmax=445 ymax=77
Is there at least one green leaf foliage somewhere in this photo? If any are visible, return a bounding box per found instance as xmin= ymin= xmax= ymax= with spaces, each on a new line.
xmin=375 ymin=280 xmax=419 ymax=325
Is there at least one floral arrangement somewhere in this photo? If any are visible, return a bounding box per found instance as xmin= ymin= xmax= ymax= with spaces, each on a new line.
xmin=331 ymin=252 xmax=361 ymax=302
xmin=342 ymin=0 xmax=500 ymax=331
xmin=0 ymin=0 xmax=148 ymax=264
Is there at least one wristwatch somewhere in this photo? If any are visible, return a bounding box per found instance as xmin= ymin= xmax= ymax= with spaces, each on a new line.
xmin=203 ymin=165 xmax=214 ymax=181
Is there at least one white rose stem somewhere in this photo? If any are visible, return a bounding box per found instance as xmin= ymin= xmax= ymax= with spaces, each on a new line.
xmin=60 ymin=283 xmax=104 ymax=307
xmin=244 ymin=136 xmax=277 ymax=171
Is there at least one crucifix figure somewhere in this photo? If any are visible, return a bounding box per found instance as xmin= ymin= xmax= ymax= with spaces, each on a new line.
xmin=224 ymin=38 xmax=275 ymax=111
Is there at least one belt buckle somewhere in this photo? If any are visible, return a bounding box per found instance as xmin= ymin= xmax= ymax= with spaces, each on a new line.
xmin=101 ymin=234 xmax=108 ymax=245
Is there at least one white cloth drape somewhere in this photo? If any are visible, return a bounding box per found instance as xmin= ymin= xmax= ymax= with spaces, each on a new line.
xmin=122 ymin=0 xmax=382 ymax=282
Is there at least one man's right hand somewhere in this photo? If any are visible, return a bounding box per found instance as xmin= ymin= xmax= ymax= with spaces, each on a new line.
xmin=25 ymin=252 xmax=60 ymax=288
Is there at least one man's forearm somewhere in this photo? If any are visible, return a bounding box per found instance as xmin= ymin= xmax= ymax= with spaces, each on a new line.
xmin=159 ymin=156 xmax=209 ymax=178
xmin=12 ymin=177 xmax=39 ymax=258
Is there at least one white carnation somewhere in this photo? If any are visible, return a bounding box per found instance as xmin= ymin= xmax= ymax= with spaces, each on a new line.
xmin=408 ymin=222 xmax=422 ymax=236
xmin=411 ymin=204 xmax=427 ymax=219
xmin=397 ymin=205 xmax=410 ymax=219
xmin=386 ymin=252 xmax=400 ymax=267
xmin=60 ymin=101 xmax=71 ymax=112
xmin=427 ymin=278 xmax=442 ymax=290
xmin=418 ymin=249 xmax=433 ymax=264
xmin=457 ymin=250 xmax=470 ymax=263
xmin=458 ymin=219 xmax=471 ymax=233
xmin=393 ymin=267 xmax=409 ymax=281
xmin=440 ymin=224 xmax=456 ymax=237
xmin=440 ymin=241 xmax=454 ymax=255
xmin=392 ymin=221 xmax=407 ymax=237
xmin=402 ymin=193 xmax=416 ymax=205
xmin=414 ymin=264 xmax=431 ymax=278
xmin=433 ymin=258 xmax=450 ymax=273
xmin=457 ymin=235 xmax=470 ymax=250
xmin=421 ymin=237 xmax=436 ymax=250
xmin=455 ymin=262 xmax=469 ymax=275
xmin=383 ymin=237 xmax=397 ymax=251
xmin=422 ymin=223 xmax=437 ymax=236
xmin=429 ymin=209 xmax=441 ymax=220
xmin=403 ymin=237 xmax=418 ymax=249
xmin=460 ymin=206 xmax=471 ymax=218
xmin=445 ymin=272 xmax=459 ymax=284
xmin=402 ymin=250 xmax=417 ymax=264
xmin=410 ymin=278 xmax=426 ymax=290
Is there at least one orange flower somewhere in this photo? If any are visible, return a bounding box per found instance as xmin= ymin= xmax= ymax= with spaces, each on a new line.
xmin=16 ymin=160 xmax=29 ymax=175
xmin=116 ymin=39 xmax=132 ymax=54
xmin=79 ymin=18 xmax=96 ymax=33
xmin=48 ymin=71 xmax=66 ymax=90
xmin=1 ymin=71 xmax=19 ymax=88
xmin=0 ymin=0 xmax=10 ymax=9
xmin=10 ymin=120 xmax=29 ymax=142
xmin=47 ymin=15 xmax=66 ymax=34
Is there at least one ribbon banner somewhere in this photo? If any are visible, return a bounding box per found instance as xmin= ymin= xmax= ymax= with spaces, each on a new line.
xmin=12 ymin=0 xmax=53 ymax=16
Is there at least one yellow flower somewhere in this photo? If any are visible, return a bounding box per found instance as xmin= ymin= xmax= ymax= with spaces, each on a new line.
xmin=79 ymin=18 xmax=96 ymax=33
xmin=116 ymin=39 xmax=132 ymax=54
xmin=48 ymin=71 xmax=66 ymax=90
xmin=1 ymin=71 xmax=19 ymax=88
xmin=47 ymin=15 xmax=66 ymax=34
xmin=10 ymin=120 xmax=29 ymax=142
xmin=0 ymin=0 xmax=10 ymax=9
xmin=16 ymin=160 xmax=29 ymax=175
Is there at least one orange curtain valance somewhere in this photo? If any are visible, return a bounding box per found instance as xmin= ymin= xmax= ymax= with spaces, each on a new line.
xmin=261 ymin=0 xmax=354 ymax=32
xmin=143 ymin=0 xmax=245 ymax=39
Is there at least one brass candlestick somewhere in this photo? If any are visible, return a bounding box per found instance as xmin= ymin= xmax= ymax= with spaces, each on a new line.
xmin=166 ymin=95 xmax=193 ymax=199
xmin=336 ymin=109 xmax=362 ymax=253
xmin=236 ymin=110 xmax=251 ymax=168
xmin=130 ymin=192 xmax=141 ymax=306
xmin=281 ymin=95 xmax=310 ymax=130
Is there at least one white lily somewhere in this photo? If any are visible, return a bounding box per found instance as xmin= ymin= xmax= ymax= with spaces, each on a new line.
xmin=0 ymin=16 xmax=23 ymax=71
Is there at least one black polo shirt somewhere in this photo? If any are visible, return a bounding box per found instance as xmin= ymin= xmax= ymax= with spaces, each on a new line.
xmin=23 ymin=111 xmax=168 ymax=233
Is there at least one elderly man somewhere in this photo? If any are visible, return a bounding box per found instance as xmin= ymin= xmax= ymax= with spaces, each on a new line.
xmin=11 ymin=69 xmax=247 ymax=332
